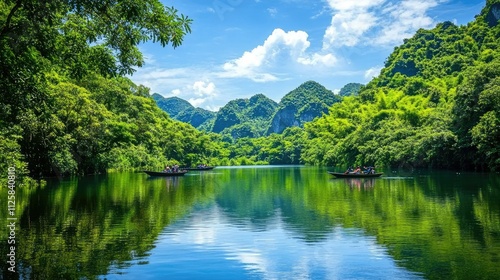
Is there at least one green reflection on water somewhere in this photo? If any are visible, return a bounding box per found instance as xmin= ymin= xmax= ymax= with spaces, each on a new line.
xmin=0 ymin=167 xmax=499 ymax=279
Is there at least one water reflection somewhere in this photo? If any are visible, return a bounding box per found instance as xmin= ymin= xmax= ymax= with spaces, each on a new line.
xmin=147 ymin=176 xmax=181 ymax=190
xmin=120 ymin=205 xmax=422 ymax=280
xmin=342 ymin=178 xmax=376 ymax=190
xmin=0 ymin=168 xmax=499 ymax=280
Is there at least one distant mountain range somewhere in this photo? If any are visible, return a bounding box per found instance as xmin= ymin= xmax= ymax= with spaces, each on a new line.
xmin=152 ymin=95 xmax=216 ymax=130
xmin=153 ymin=81 xmax=363 ymax=138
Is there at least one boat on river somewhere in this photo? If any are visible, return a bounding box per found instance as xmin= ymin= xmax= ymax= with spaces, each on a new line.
xmin=328 ymin=172 xmax=383 ymax=178
xmin=143 ymin=170 xmax=188 ymax=177
xmin=183 ymin=166 xmax=215 ymax=171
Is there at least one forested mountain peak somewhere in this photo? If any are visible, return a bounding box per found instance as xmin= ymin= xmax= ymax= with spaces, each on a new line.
xmin=267 ymin=80 xmax=341 ymax=134
xmin=152 ymin=94 xmax=194 ymax=116
xmin=152 ymin=94 xmax=216 ymax=130
xmin=249 ymin=93 xmax=276 ymax=105
xmin=211 ymin=94 xmax=278 ymax=137
xmin=339 ymin=83 xmax=364 ymax=97
xmin=151 ymin=81 xmax=353 ymax=139
xmin=281 ymin=81 xmax=333 ymax=104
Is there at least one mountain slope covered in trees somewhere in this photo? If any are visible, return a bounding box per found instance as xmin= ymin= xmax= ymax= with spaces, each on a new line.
xmin=267 ymin=81 xmax=342 ymax=134
xmin=152 ymin=94 xmax=216 ymax=129
xmin=152 ymin=83 xmax=345 ymax=140
xmin=224 ymin=0 xmax=499 ymax=171
xmin=152 ymin=80 xmax=343 ymax=139
xmin=339 ymin=83 xmax=364 ymax=97
xmin=301 ymin=0 xmax=500 ymax=171
xmin=212 ymin=94 xmax=278 ymax=138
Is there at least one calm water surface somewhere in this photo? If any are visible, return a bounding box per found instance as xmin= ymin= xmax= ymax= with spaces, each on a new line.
xmin=1 ymin=166 xmax=500 ymax=279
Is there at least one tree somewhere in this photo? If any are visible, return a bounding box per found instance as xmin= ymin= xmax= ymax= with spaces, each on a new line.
xmin=0 ymin=0 xmax=192 ymax=74
xmin=0 ymin=0 xmax=192 ymax=178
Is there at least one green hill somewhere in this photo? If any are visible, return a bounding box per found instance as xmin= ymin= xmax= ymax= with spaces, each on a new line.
xmin=152 ymin=94 xmax=216 ymax=130
xmin=301 ymin=0 xmax=500 ymax=171
xmin=339 ymin=83 xmax=364 ymax=97
xmin=152 ymin=94 xmax=192 ymax=117
xmin=152 ymin=82 xmax=348 ymax=140
xmin=267 ymin=81 xmax=342 ymax=134
xmin=212 ymin=94 xmax=278 ymax=138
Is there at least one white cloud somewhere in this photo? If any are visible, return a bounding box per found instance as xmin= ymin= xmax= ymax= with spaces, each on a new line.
xmin=267 ymin=8 xmax=278 ymax=17
xmin=375 ymin=0 xmax=442 ymax=45
xmin=220 ymin=28 xmax=337 ymax=82
xmin=171 ymin=89 xmax=181 ymax=96
xmin=191 ymin=80 xmax=216 ymax=97
xmin=326 ymin=0 xmax=386 ymax=11
xmin=297 ymin=53 xmax=337 ymax=67
xmin=323 ymin=11 xmax=379 ymax=49
xmin=139 ymin=68 xmax=189 ymax=79
xmin=133 ymin=70 xmax=219 ymax=108
xmin=322 ymin=0 xmax=386 ymax=49
xmin=204 ymin=104 xmax=222 ymax=112
xmin=322 ymin=0 xmax=444 ymax=49
xmin=180 ymin=80 xmax=218 ymax=107
xmin=364 ymin=66 xmax=383 ymax=79
xmin=129 ymin=67 xmax=194 ymax=95
xmin=188 ymin=97 xmax=208 ymax=108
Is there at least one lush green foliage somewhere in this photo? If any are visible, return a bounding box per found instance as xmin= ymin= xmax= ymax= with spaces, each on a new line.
xmin=2 ymin=0 xmax=499 ymax=182
xmin=268 ymin=81 xmax=342 ymax=134
xmin=4 ymin=69 xmax=231 ymax=177
xmin=0 ymin=0 xmax=236 ymax=181
xmin=154 ymin=82 xmax=343 ymax=140
xmin=212 ymin=93 xmax=278 ymax=138
xmin=218 ymin=1 xmax=500 ymax=171
xmin=228 ymin=127 xmax=306 ymax=165
xmin=152 ymin=94 xmax=193 ymax=118
xmin=152 ymin=94 xmax=216 ymax=129
xmin=301 ymin=1 xmax=500 ymax=171
xmin=339 ymin=83 xmax=364 ymax=97
xmin=153 ymin=93 xmax=279 ymax=139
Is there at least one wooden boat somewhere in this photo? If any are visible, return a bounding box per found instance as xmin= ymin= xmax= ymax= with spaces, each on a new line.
xmin=328 ymin=172 xmax=383 ymax=178
xmin=182 ymin=166 xmax=215 ymax=171
xmin=143 ymin=170 xmax=188 ymax=177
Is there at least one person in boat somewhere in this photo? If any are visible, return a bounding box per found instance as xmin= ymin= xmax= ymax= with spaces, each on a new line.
xmin=363 ymin=166 xmax=371 ymax=174
xmin=163 ymin=165 xmax=171 ymax=173
xmin=352 ymin=166 xmax=362 ymax=174
xmin=364 ymin=166 xmax=375 ymax=174
xmin=344 ymin=166 xmax=354 ymax=174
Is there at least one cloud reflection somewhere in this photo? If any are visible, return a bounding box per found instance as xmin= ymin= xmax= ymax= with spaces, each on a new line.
xmin=147 ymin=205 xmax=423 ymax=280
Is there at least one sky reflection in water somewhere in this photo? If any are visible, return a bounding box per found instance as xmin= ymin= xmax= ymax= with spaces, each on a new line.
xmin=105 ymin=203 xmax=422 ymax=280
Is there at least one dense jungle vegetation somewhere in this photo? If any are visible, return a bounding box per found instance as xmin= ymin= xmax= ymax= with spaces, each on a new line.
xmin=0 ymin=0 xmax=232 ymax=184
xmin=300 ymin=2 xmax=500 ymax=171
xmin=1 ymin=1 xmax=499 ymax=187
xmin=231 ymin=1 xmax=500 ymax=171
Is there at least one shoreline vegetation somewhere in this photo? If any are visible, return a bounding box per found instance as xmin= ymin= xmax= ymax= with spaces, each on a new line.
xmin=1 ymin=1 xmax=500 ymax=187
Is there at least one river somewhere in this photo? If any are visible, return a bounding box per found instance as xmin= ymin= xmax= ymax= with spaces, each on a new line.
xmin=1 ymin=166 xmax=499 ymax=279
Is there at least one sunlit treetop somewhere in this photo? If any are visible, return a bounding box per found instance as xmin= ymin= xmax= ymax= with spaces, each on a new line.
xmin=0 ymin=0 xmax=192 ymax=75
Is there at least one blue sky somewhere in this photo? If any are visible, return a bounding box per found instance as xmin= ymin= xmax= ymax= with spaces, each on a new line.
xmin=129 ymin=0 xmax=486 ymax=111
